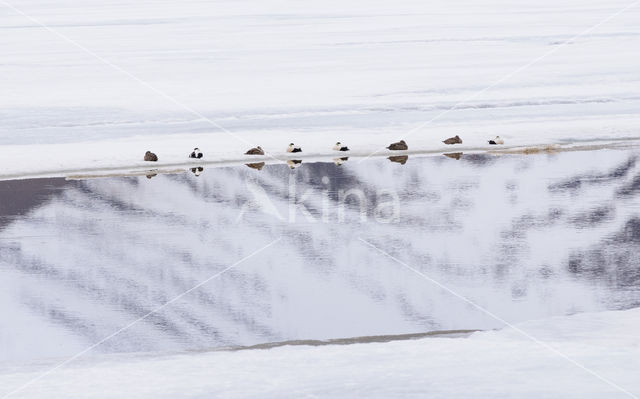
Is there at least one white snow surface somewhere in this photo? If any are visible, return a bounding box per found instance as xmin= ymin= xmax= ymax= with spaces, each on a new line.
xmin=1 ymin=0 xmax=640 ymax=178
xmin=1 ymin=308 xmax=639 ymax=398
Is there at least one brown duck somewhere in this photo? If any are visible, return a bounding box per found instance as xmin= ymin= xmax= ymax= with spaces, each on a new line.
xmin=144 ymin=151 xmax=158 ymax=161
xmin=443 ymin=135 xmax=462 ymax=145
xmin=245 ymin=146 xmax=264 ymax=155
xmin=386 ymin=140 xmax=408 ymax=150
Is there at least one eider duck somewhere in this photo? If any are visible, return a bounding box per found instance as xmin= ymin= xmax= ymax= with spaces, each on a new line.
xmin=287 ymin=143 xmax=302 ymax=153
xmin=386 ymin=140 xmax=408 ymax=151
xmin=189 ymin=148 xmax=203 ymax=159
xmin=333 ymin=142 xmax=349 ymax=151
xmin=144 ymin=151 xmax=158 ymax=162
xmin=443 ymin=135 xmax=462 ymax=145
xmin=488 ymin=136 xmax=504 ymax=145
xmin=245 ymin=146 xmax=264 ymax=155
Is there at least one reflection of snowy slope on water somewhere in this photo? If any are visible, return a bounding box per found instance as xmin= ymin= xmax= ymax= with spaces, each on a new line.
xmin=0 ymin=149 xmax=639 ymax=363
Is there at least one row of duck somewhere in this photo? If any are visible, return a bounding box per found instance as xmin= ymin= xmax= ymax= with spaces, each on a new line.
xmin=141 ymin=147 xmax=473 ymax=178
xmin=142 ymin=135 xmax=504 ymax=162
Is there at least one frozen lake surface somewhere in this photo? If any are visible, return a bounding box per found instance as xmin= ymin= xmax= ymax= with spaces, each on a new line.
xmin=1 ymin=0 xmax=640 ymax=147
xmin=1 ymin=148 xmax=639 ymax=365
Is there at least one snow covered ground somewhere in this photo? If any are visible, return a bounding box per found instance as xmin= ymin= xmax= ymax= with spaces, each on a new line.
xmin=1 ymin=308 xmax=639 ymax=398
xmin=1 ymin=0 xmax=640 ymax=178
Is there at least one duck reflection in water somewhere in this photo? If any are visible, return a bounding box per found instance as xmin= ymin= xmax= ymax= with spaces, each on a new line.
xmin=443 ymin=152 xmax=463 ymax=160
xmin=190 ymin=167 xmax=204 ymax=176
xmin=333 ymin=157 xmax=349 ymax=166
xmin=287 ymin=160 xmax=302 ymax=169
xmin=388 ymin=155 xmax=408 ymax=165
xmin=245 ymin=162 xmax=266 ymax=171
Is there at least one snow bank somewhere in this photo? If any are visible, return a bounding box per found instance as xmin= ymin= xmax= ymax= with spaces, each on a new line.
xmin=0 ymin=126 xmax=638 ymax=182
xmin=1 ymin=308 xmax=639 ymax=398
